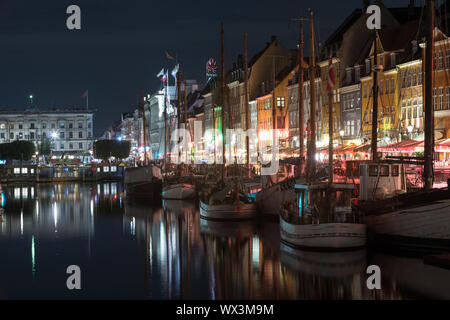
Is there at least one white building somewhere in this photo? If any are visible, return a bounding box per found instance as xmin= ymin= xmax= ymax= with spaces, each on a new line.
xmin=0 ymin=106 xmax=94 ymax=154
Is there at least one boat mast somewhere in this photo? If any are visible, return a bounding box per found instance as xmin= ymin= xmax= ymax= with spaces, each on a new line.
xmin=141 ymin=88 xmax=148 ymax=166
xmin=307 ymin=9 xmax=316 ymax=183
xmin=245 ymin=32 xmax=250 ymax=177
xmin=221 ymin=23 xmax=226 ymax=180
xmin=424 ymin=0 xmax=435 ymax=190
xmin=328 ymin=57 xmax=333 ymax=185
xmin=164 ymin=73 xmax=168 ymax=171
xmin=177 ymin=68 xmax=182 ymax=164
xmin=371 ymin=29 xmax=379 ymax=162
xmin=298 ymin=18 xmax=305 ymax=175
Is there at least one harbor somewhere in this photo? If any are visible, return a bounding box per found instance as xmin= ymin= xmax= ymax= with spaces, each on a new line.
xmin=2 ymin=0 xmax=450 ymax=303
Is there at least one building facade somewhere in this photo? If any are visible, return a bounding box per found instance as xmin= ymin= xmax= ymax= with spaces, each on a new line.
xmin=0 ymin=107 xmax=94 ymax=154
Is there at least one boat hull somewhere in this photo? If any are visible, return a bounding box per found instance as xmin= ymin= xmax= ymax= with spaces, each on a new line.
xmin=256 ymin=179 xmax=296 ymax=217
xmin=162 ymin=183 xmax=196 ymax=200
xmin=364 ymin=199 xmax=450 ymax=252
xmin=200 ymin=200 xmax=257 ymax=221
xmin=280 ymin=218 xmax=367 ymax=250
xmin=124 ymin=165 xmax=162 ymax=200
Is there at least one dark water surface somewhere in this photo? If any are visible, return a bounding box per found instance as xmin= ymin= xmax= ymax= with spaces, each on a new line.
xmin=0 ymin=182 xmax=449 ymax=300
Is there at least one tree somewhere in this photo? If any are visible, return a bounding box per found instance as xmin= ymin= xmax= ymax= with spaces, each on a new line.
xmin=112 ymin=140 xmax=131 ymax=160
xmin=39 ymin=137 xmax=52 ymax=156
xmin=94 ymin=140 xmax=131 ymax=162
xmin=0 ymin=141 xmax=36 ymax=161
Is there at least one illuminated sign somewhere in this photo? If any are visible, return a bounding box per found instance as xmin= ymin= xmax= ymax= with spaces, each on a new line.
xmin=0 ymin=160 xmax=6 ymax=165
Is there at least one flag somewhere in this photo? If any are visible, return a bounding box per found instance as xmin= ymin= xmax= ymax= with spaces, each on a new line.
xmin=327 ymin=57 xmax=335 ymax=91
xmin=171 ymin=64 xmax=179 ymax=79
xmin=156 ymin=68 xmax=164 ymax=78
xmin=161 ymin=70 xmax=168 ymax=83
xmin=165 ymin=51 xmax=175 ymax=60
xmin=81 ymin=90 xmax=88 ymax=99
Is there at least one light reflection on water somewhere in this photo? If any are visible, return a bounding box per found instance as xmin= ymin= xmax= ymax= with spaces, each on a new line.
xmin=0 ymin=182 xmax=449 ymax=299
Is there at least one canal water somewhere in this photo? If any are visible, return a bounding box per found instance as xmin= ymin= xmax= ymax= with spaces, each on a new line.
xmin=0 ymin=182 xmax=449 ymax=300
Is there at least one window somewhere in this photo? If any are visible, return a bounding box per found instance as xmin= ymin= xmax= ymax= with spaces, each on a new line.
xmin=391 ymin=53 xmax=396 ymax=67
xmin=390 ymin=79 xmax=395 ymax=93
xmin=391 ymin=106 xmax=395 ymax=123
xmin=30 ymin=132 xmax=35 ymax=140
xmin=380 ymin=165 xmax=389 ymax=177
xmin=59 ymin=121 xmax=65 ymax=128
xmin=439 ymin=51 xmax=444 ymax=70
xmin=433 ymin=88 xmax=437 ymax=110
xmin=391 ymin=165 xmax=399 ymax=177
xmin=14 ymin=168 xmax=20 ymax=174
xmin=9 ymin=123 xmax=14 ymax=130
xmin=369 ymin=165 xmax=379 ymax=177
xmin=42 ymin=122 xmax=47 ymax=129
xmin=402 ymin=102 xmax=406 ymax=120
xmin=447 ymin=50 xmax=450 ymax=69
xmin=0 ymin=133 xmax=4 ymax=139
xmin=88 ymin=132 xmax=92 ymax=138
xmin=439 ymin=87 xmax=444 ymax=110
xmin=413 ymin=100 xmax=418 ymax=118
xmin=0 ymin=124 xmax=4 ymax=130
xmin=276 ymin=97 xmax=285 ymax=108
xmin=69 ymin=132 xmax=73 ymax=139
xmin=51 ymin=122 xmax=56 ymax=129
xmin=60 ymin=132 xmax=65 ymax=139
xmin=78 ymin=132 xmax=83 ymax=139
xmin=69 ymin=122 xmax=73 ymax=129
xmin=79 ymin=142 xmax=83 ymax=149
xmin=380 ymin=81 xmax=383 ymax=94
xmin=111 ymin=166 xmax=117 ymax=172
xmin=407 ymin=100 xmax=412 ymax=120
xmin=418 ymin=68 xmax=422 ymax=84
xmin=60 ymin=143 xmax=65 ymax=150
xmin=447 ymin=87 xmax=450 ymax=109
xmin=19 ymin=122 xmax=23 ymax=129
xmin=418 ymin=98 xmax=423 ymax=117
xmin=69 ymin=143 xmax=73 ymax=149
xmin=10 ymin=132 xmax=13 ymax=140
xmin=30 ymin=123 xmax=35 ymax=129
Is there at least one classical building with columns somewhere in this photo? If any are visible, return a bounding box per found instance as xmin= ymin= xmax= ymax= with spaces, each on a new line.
xmin=0 ymin=105 xmax=94 ymax=155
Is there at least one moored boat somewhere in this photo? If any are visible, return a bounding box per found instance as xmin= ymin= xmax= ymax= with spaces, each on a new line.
xmin=124 ymin=165 xmax=162 ymax=200
xmin=162 ymin=183 xmax=196 ymax=200
xmin=200 ymin=200 xmax=257 ymax=221
xmin=280 ymin=183 xmax=366 ymax=251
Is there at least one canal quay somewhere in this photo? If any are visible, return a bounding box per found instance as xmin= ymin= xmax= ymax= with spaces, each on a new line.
xmin=0 ymin=181 xmax=449 ymax=300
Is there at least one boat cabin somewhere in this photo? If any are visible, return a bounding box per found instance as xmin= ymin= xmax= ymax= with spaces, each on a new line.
xmin=359 ymin=162 xmax=407 ymax=201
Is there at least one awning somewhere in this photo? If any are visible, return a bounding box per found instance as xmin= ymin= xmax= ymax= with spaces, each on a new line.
xmin=436 ymin=139 xmax=450 ymax=152
xmin=378 ymin=140 xmax=423 ymax=153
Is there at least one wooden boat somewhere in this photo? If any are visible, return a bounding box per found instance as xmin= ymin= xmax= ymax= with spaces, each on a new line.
xmin=280 ymin=183 xmax=366 ymax=251
xmin=124 ymin=165 xmax=162 ymax=200
xmin=256 ymin=177 xmax=299 ymax=218
xmin=200 ymin=200 xmax=257 ymax=221
xmin=162 ymin=183 xmax=196 ymax=200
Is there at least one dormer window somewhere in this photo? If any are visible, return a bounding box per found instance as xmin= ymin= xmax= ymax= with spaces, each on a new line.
xmin=346 ymin=69 xmax=352 ymax=84
xmin=391 ymin=53 xmax=396 ymax=68
xmin=355 ymin=66 xmax=361 ymax=82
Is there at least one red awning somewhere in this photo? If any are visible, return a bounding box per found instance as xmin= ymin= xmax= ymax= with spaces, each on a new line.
xmin=378 ymin=140 xmax=423 ymax=153
xmin=436 ymin=139 xmax=450 ymax=152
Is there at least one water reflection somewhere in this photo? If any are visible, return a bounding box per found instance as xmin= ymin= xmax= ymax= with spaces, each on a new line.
xmin=0 ymin=182 xmax=449 ymax=299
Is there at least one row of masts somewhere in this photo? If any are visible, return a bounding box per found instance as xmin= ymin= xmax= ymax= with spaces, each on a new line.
xmin=140 ymin=1 xmax=436 ymax=190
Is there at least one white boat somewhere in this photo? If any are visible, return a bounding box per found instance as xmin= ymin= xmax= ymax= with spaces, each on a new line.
xmin=364 ymin=198 xmax=450 ymax=251
xmin=199 ymin=200 xmax=257 ymax=221
xmin=280 ymin=183 xmax=366 ymax=250
xmin=280 ymin=218 xmax=366 ymax=250
xmin=162 ymin=183 xmax=196 ymax=200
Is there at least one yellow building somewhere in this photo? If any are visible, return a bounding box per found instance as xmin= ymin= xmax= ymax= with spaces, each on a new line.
xmin=318 ymin=58 xmax=341 ymax=147
xmin=431 ymin=31 xmax=450 ymax=140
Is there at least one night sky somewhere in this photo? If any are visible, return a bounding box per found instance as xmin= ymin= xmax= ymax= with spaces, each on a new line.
xmin=0 ymin=0 xmax=414 ymax=137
